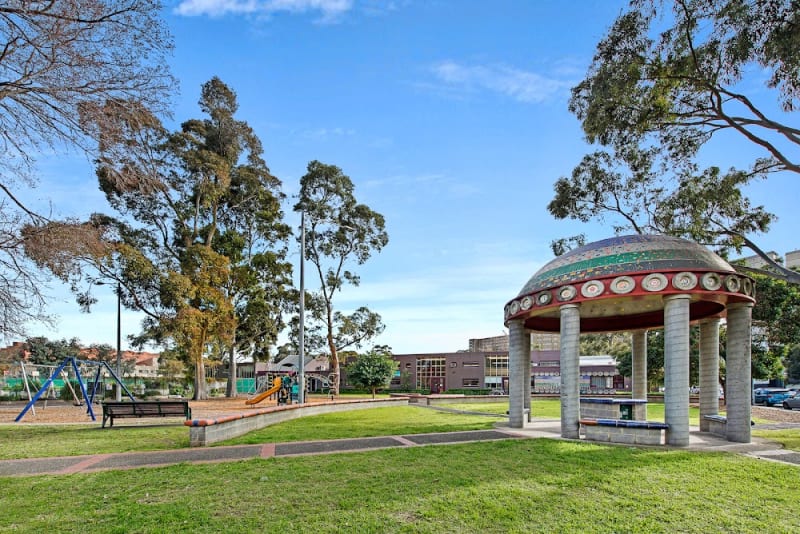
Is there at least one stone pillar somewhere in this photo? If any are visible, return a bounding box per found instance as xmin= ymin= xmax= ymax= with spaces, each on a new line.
xmin=663 ymin=294 xmax=691 ymax=446
xmin=726 ymin=303 xmax=753 ymax=443
xmin=699 ymin=319 xmax=721 ymax=432
xmin=560 ymin=304 xmax=581 ymax=439
xmin=631 ymin=329 xmax=648 ymax=407
xmin=523 ymin=334 xmax=532 ymax=422
xmin=508 ymin=319 xmax=530 ymax=428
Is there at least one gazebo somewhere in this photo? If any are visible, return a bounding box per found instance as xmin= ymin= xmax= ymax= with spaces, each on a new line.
xmin=504 ymin=235 xmax=755 ymax=446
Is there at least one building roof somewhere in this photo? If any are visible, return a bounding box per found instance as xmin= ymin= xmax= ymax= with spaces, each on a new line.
xmin=505 ymin=234 xmax=756 ymax=333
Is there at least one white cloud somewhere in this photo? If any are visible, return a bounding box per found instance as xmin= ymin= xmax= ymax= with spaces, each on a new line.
xmin=363 ymin=171 xmax=480 ymax=199
xmin=298 ymin=126 xmax=356 ymax=139
xmin=429 ymin=60 xmax=573 ymax=103
xmin=175 ymin=0 xmax=354 ymax=22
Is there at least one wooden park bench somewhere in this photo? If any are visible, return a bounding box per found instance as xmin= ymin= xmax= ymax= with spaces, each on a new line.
xmin=101 ymin=400 xmax=192 ymax=428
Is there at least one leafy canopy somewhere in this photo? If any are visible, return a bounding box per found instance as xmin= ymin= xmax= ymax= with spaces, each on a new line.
xmin=550 ymin=0 xmax=799 ymax=282
xmin=89 ymin=78 xmax=289 ymax=399
xmin=293 ymin=161 xmax=389 ymax=395
xmin=346 ymin=347 xmax=396 ymax=398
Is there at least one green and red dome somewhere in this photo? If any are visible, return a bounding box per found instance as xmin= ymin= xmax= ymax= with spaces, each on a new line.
xmin=504 ymin=235 xmax=755 ymax=332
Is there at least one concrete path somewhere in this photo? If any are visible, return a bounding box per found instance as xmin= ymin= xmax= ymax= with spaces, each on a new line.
xmin=1 ymin=420 xmax=797 ymax=477
xmin=501 ymin=419 xmax=800 ymax=466
xmin=0 ymin=429 xmax=522 ymax=477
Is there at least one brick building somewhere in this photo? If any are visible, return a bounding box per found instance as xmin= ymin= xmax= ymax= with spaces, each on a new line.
xmin=390 ymin=350 xmax=624 ymax=394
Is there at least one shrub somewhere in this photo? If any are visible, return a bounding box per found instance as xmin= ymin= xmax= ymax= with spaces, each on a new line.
xmin=444 ymin=388 xmax=494 ymax=396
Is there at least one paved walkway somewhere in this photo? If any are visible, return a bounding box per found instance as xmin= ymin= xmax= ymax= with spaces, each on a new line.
xmin=0 ymin=429 xmax=523 ymax=477
xmin=1 ymin=419 xmax=797 ymax=477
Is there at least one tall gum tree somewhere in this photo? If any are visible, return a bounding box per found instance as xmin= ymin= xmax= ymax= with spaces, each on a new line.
xmin=294 ymin=161 xmax=388 ymax=396
xmin=87 ymin=78 xmax=289 ymax=400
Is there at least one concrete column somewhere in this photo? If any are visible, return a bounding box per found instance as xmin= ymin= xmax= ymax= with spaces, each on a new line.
xmin=663 ymin=294 xmax=691 ymax=446
xmin=631 ymin=329 xmax=648 ymax=401
xmin=726 ymin=303 xmax=753 ymax=443
xmin=699 ymin=319 xmax=721 ymax=432
xmin=560 ymin=303 xmax=581 ymax=439
xmin=523 ymin=333 xmax=532 ymax=422
xmin=508 ymin=320 xmax=530 ymax=428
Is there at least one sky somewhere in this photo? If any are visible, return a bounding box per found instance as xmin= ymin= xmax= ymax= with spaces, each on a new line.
xmin=15 ymin=0 xmax=800 ymax=355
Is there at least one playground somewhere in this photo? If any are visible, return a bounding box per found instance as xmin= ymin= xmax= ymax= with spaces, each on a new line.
xmin=1 ymin=360 xmax=331 ymax=426
xmin=0 ymin=396 xmax=337 ymax=424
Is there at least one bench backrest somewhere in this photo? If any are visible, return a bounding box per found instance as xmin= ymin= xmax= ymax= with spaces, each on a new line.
xmin=103 ymin=401 xmax=189 ymax=416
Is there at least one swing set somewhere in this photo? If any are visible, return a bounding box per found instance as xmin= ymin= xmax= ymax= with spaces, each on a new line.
xmin=14 ymin=357 xmax=135 ymax=422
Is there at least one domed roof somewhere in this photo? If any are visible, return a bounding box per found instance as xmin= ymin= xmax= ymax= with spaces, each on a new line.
xmin=504 ymin=234 xmax=755 ymax=333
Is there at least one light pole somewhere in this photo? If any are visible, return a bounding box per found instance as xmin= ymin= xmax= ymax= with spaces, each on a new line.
xmin=298 ymin=212 xmax=306 ymax=404
xmin=95 ymin=280 xmax=123 ymax=401
xmin=115 ymin=282 xmax=122 ymax=401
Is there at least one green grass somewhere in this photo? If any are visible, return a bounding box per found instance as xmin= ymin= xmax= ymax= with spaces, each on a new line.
xmin=1 ymin=439 xmax=798 ymax=533
xmin=753 ymin=428 xmax=800 ymax=451
xmin=442 ymin=400 xmax=710 ymax=425
xmin=0 ymin=424 xmax=189 ymax=460
xmin=216 ymin=406 xmax=496 ymax=446
xmin=0 ymin=406 xmax=494 ymax=459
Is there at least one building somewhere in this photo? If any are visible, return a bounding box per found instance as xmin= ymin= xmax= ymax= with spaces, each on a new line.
xmin=735 ymin=249 xmax=800 ymax=270
xmin=786 ymin=250 xmax=800 ymax=270
xmin=468 ymin=332 xmax=561 ymax=352
xmin=390 ymin=350 xmax=624 ymax=394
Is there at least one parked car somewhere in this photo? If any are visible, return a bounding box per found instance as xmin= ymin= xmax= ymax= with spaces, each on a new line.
xmin=754 ymin=388 xmax=793 ymax=406
xmin=783 ymin=391 xmax=800 ymax=410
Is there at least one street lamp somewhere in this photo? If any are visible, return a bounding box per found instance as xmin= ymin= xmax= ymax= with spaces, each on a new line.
xmin=298 ymin=212 xmax=306 ymax=404
xmin=96 ymin=281 xmax=123 ymax=401
xmin=115 ymin=282 xmax=121 ymax=401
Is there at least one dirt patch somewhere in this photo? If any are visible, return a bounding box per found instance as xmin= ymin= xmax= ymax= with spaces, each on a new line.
xmin=0 ymin=396 xmax=306 ymax=424
xmin=751 ymin=405 xmax=800 ymax=424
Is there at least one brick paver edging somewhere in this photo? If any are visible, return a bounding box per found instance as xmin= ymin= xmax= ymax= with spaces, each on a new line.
xmin=186 ymin=397 xmax=410 ymax=446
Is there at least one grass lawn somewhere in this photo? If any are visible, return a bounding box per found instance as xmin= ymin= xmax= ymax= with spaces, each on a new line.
xmin=444 ymin=400 xmax=709 ymax=425
xmin=0 ymin=406 xmax=494 ymax=459
xmin=1 ymin=439 xmax=798 ymax=532
xmin=753 ymin=428 xmax=800 ymax=451
xmin=3 ymin=402 xmax=799 ymax=459
xmin=217 ymin=406 xmax=495 ymax=446
xmin=0 ymin=424 xmax=189 ymax=460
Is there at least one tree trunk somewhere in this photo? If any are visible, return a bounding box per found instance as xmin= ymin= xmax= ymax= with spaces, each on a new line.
xmin=225 ymin=344 xmax=237 ymax=397
xmin=327 ymin=322 xmax=340 ymax=397
xmin=194 ymin=358 xmax=207 ymax=400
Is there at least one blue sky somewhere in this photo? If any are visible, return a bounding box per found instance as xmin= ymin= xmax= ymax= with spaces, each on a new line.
xmin=18 ymin=0 xmax=800 ymax=355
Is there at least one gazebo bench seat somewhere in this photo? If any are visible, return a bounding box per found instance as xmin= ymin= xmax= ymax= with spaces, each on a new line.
xmin=580 ymin=418 xmax=668 ymax=446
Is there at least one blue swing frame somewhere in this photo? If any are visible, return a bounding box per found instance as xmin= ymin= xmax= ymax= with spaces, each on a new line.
xmin=14 ymin=357 xmax=136 ymax=422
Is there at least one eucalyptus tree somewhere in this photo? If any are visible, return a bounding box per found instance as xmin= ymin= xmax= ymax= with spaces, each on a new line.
xmin=294 ymin=161 xmax=388 ymax=395
xmin=216 ymin=173 xmax=292 ymax=397
xmin=88 ymin=78 xmax=289 ymax=400
xmin=549 ymin=0 xmax=800 ymax=283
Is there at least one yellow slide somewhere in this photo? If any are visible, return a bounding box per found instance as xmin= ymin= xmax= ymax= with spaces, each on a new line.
xmin=245 ymin=377 xmax=282 ymax=405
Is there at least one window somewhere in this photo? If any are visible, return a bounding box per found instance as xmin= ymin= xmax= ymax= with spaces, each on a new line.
xmin=416 ymin=358 xmax=445 ymax=389
xmin=485 ymin=355 xmax=509 ymax=377
xmin=462 ymin=378 xmax=480 ymax=387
